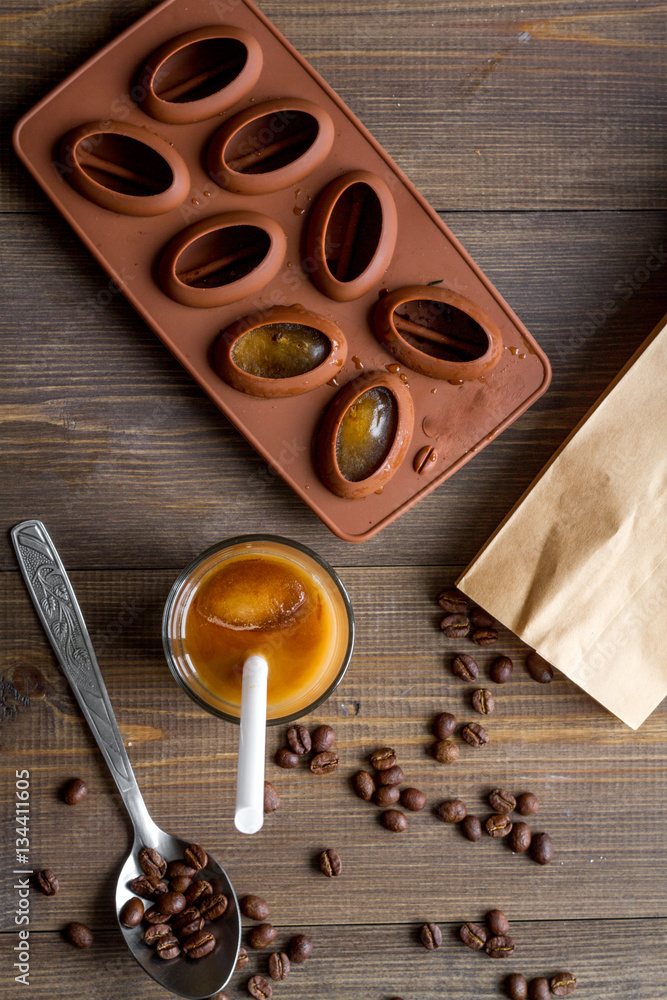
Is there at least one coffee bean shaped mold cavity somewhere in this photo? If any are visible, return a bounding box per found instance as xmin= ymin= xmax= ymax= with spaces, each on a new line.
xmin=316 ymin=371 xmax=414 ymax=499
xmin=59 ymin=121 xmax=190 ymax=217
xmin=159 ymin=212 xmax=286 ymax=308
xmin=208 ymin=97 xmax=334 ymax=195
xmin=215 ymin=305 xmax=347 ymax=397
xmin=373 ymin=284 xmax=503 ymax=381
xmin=138 ymin=26 xmax=263 ymax=125
xmin=306 ymin=171 xmax=398 ymax=301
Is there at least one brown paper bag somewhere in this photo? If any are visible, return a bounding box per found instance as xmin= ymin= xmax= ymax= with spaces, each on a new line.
xmin=457 ymin=314 xmax=667 ymax=729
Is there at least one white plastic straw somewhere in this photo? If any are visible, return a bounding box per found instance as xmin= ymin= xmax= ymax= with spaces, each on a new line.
xmin=234 ymin=654 xmax=269 ymax=835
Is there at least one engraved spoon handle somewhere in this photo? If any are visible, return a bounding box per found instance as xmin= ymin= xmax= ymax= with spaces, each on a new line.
xmin=11 ymin=520 xmax=159 ymax=845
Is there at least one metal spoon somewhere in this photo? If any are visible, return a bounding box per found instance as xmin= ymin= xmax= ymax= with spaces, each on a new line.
xmin=11 ymin=520 xmax=240 ymax=999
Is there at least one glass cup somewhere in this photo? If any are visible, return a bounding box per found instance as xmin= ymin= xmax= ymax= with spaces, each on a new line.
xmin=162 ymin=534 xmax=354 ymax=725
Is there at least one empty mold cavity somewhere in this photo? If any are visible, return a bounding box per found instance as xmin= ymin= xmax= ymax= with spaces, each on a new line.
xmin=77 ymin=133 xmax=173 ymax=195
xmin=176 ymin=226 xmax=270 ymax=288
xmin=336 ymin=386 xmax=398 ymax=482
xmin=394 ymin=299 xmax=488 ymax=362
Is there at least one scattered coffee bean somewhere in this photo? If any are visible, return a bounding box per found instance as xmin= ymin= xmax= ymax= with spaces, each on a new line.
xmin=248 ymin=974 xmax=273 ymax=999
xmin=486 ymin=814 xmax=513 ymax=838
xmin=144 ymin=923 xmax=172 ymax=946
xmin=381 ymin=809 xmax=408 ymax=832
xmin=183 ymin=928 xmax=216 ymax=959
xmin=352 ymin=771 xmax=376 ymax=801
xmin=487 ymin=909 xmax=509 ymax=936
xmin=249 ymin=923 xmax=277 ymax=949
xmin=470 ymin=607 xmax=495 ymax=628
xmin=420 ymin=922 xmax=442 ymax=950
xmin=311 ymin=724 xmax=335 ymax=752
xmin=505 ymin=973 xmax=528 ymax=999
xmin=433 ymin=740 xmax=459 ymax=764
xmin=433 ymin=711 xmax=457 ymax=739
xmin=491 ymin=655 xmax=514 ymax=684
xmin=130 ymin=874 xmax=167 ymax=899
xmin=268 ymin=951 xmax=291 ymax=980
xmin=370 ymin=747 xmax=397 ymax=770
xmin=319 ymin=848 xmax=342 ymax=878
xmin=240 ymin=895 xmax=270 ymax=921
xmin=173 ymin=907 xmax=204 ymax=938
xmin=438 ymin=589 xmax=468 ymax=614
xmin=488 ymin=789 xmax=516 ymax=814
xmin=201 ymin=893 xmax=228 ymax=921
xmin=509 ymin=822 xmax=532 ymax=854
xmin=461 ymin=815 xmax=482 ymax=841
xmin=166 ymin=860 xmax=196 ymax=881
xmin=550 ymin=972 xmax=577 ymax=996
xmin=264 ymin=782 xmax=280 ymax=813
xmin=462 ymin=722 xmax=489 ymax=747
xmin=400 ymin=787 xmax=426 ymax=811
xmin=310 ymin=751 xmax=340 ymax=775
xmin=183 ymin=844 xmax=207 ymax=871
xmin=526 ymin=651 xmax=553 ymax=684
xmin=472 ymin=688 xmax=495 ymax=715
xmin=441 ymin=614 xmax=470 ymax=638
xmin=438 ymin=799 xmax=467 ymax=823
xmin=65 ymin=922 xmax=93 ymax=949
xmin=36 ymin=869 xmax=59 ymax=896
xmin=236 ymin=947 xmax=249 ymax=970
xmin=376 ymin=764 xmax=404 ymax=787
xmin=144 ymin=906 xmax=165 ymax=924
xmin=286 ymin=724 xmax=311 ymax=755
xmin=516 ymin=792 xmax=539 ymax=816
xmin=64 ymin=778 xmax=88 ymax=805
xmin=460 ymin=922 xmax=486 ymax=950
xmin=119 ymin=897 xmax=144 ymax=927
xmin=275 ymin=747 xmax=299 ymax=769
xmin=471 ymin=628 xmax=498 ymax=646
xmin=529 ymin=832 xmax=554 ymax=865
xmin=451 ymin=653 xmax=479 ymax=681
xmin=528 ymin=977 xmax=550 ymax=1000
xmin=184 ymin=880 xmax=213 ymax=907
xmin=288 ymin=934 xmax=312 ymax=964
xmin=486 ymin=934 xmax=516 ymax=958
xmin=139 ymin=847 xmax=167 ymax=879
xmin=374 ymin=785 xmax=400 ymax=807
xmin=156 ymin=933 xmax=181 ymax=959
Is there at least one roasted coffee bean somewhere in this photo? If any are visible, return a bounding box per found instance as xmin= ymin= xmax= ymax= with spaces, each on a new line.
xmin=471 ymin=627 xmax=498 ymax=646
xmin=144 ymin=906 xmax=166 ymax=924
xmin=119 ymin=897 xmax=144 ymax=927
xmin=462 ymin=722 xmax=489 ymax=747
xmin=516 ymin=792 xmax=539 ymax=816
xmin=144 ymin=923 xmax=172 ymax=946
xmin=157 ymin=891 xmax=186 ymax=916
xmin=381 ymin=809 xmax=408 ymax=832
xmin=311 ymin=750 xmax=340 ymax=774
xmin=509 ymin=822 xmax=532 ymax=854
xmin=288 ymin=934 xmax=312 ymax=963
xmin=433 ymin=712 xmax=457 ymax=739
xmin=487 ymin=909 xmax=509 ymax=936
xmin=156 ymin=934 xmax=181 ymax=960
xmin=451 ymin=653 xmax=479 ymax=681
xmin=311 ymin=724 xmax=335 ymax=752
xmin=139 ymin=847 xmax=167 ymax=879
xmin=472 ymin=688 xmax=495 ymax=715
xmin=201 ymin=893 xmax=228 ymax=921
xmin=550 ymin=972 xmax=577 ymax=996
xmin=173 ymin=907 xmax=204 ymax=938
xmin=505 ymin=973 xmax=528 ymax=1000
xmin=65 ymin=922 xmax=93 ymax=949
xmin=64 ymin=778 xmax=88 ymax=805
xmin=376 ymin=764 xmax=404 ymax=787
xmin=420 ymin=922 xmax=442 ymax=950
xmin=264 ymin=782 xmax=280 ymax=813
xmin=170 ymin=876 xmax=192 ymax=893
xmin=286 ymin=724 xmax=311 ymax=755
xmin=400 ymin=787 xmax=426 ymax=811
xmin=526 ymin=651 xmax=553 ymax=684
xmin=528 ymin=977 xmax=550 ymax=1000
xmin=183 ymin=928 xmax=216 ymax=959
xmin=530 ymin=832 xmax=554 ymax=865
xmin=36 ymin=869 xmax=59 ymax=896
xmin=486 ymin=814 xmax=513 ymax=838
xmin=183 ymin=843 xmax=207 ymax=871
xmin=166 ymin=860 xmax=196 ymax=882
xmin=438 ymin=588 xmax=468 ymax=614
xmin=184 ymin=880 xmax=213 ymax=906
xmin=249 ymin=923 xmax=277 ymax=949
xmin=489 ymin=789 xmax=516 ymax=814
xmin=460 ymin=922 xmax=486 ymax=950
xmin=319 ymin=848 xmax=342 ymax=877
xmin=373 ymin=784 xmax=400 ymax=807
xmin=275 ymin=747 xmax=300 ymax=769
xmin=441 ymin=614 xmax=470 ymax=638
xmin=433 ymin=740 xmax=459 ymax=764
xmin=130 ymin=874 xmax=167 ymax=899
xmin=491 ymin=655 xmax=514 ymax=684
xmin=461 ymin=815 xmax=482 ymax=841
xmin=370 ymin=747 xmax=397 ymax=770
xmin=240 ymin=895 xmax=270 ymax=921
xmin=438 ymin=799 xmax=467 ymax=823
xmin=248 ymin=975 xmax=273 ymax=999
xmin=352 ymin=770 xmax=376 ymax=800
xmin=486 ymin=934 xmax=516 ymax=958
xmin=471 ymin=607 xmax=495 ymax=628
xmin=236 ymin=947 xmax=249 ymax=970
xmin=268 ymin=951 xmax=291 ymax=980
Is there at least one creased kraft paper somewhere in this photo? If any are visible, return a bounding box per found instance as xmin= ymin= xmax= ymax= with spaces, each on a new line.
xmin=457 ymin=315 xmax=667 ymax=729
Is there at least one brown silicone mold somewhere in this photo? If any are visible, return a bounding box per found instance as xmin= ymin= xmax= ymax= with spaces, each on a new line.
xmin=306 ymin=170 xmax=398 ymax=301
xmin=13 ymin=0 xmax=551 ymax=542
xmin=139 ymin=26 xmax=263 ymax=124
xmin=214 ymin=305 xmax=346 ymax=397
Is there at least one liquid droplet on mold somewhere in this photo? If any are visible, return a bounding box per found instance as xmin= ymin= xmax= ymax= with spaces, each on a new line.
xmin=352 ymin=355 xmax=364 ymax=370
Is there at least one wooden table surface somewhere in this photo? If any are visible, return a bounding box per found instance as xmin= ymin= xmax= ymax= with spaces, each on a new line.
xmin=1 ymin=1 xmax=666 ymax=997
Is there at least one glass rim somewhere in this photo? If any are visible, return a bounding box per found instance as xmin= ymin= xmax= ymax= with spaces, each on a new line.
xmin=162 ymin=533 xmax=355 ymax=726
